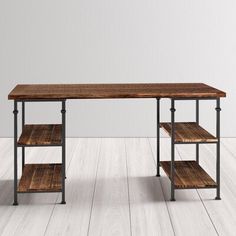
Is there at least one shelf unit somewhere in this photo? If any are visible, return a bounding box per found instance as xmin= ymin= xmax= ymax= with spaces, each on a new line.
xmin=156 ymin=98 xmax=221 ymax=201
xmin=8 ymin=83 xmax=225 ymax=205
xmin=13 ymin=100 xmax=66 ymax=205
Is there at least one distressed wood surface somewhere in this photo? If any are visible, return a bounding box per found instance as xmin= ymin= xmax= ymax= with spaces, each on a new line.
xmin=160 ymin=161 xmax=217 ymax=189
xmin=18 ymin=124 xmax=62 ymax=146
xmin=8 ymin=83 xmax=226 ymax=100
xmin=160 ymin=122 xmax=217 ymax=143
xmin=18 ymin=164 xmax=62 ymax=193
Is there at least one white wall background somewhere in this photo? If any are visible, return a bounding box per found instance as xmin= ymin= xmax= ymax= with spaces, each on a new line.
xmin=0 ymin=0 xmax=235 ymax=137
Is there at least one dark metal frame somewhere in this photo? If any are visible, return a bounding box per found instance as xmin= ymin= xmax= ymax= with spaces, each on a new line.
xmin=13 ymin=100 xmax=66 ymax=205
xmin=156 ymin=99 xmax=160 ymax=177
xmin=12 ymin=96 xmax=221 ymax=204
xmin=196 ymin=100 xmax=199 ymax=164
xmin=61 ymin=101 xmax=66 ymax=204
xmin=156 ymin=98 xmax=221 ymax=201
xmin=170 ymin=99 xmax=176 ymax=201
xmin=13 ymin=101 xmax=18 ymax=205
xmin=215 ymin=98 xmax=221 ymax=200
xmin=22 ymin=102 xmax=25 ymax=172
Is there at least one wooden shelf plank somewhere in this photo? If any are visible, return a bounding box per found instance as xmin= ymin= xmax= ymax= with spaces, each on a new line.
xmin=18 ymin=124 xmax=62 ymax=146
xmin=18 ymin=164 xmax=62 ymax=193
xmin=160 ymin=122 xmax=217 ymax=143
xmin=160 ymin=161 xmax=217 ymax=189
xmin=8 ymin=83 xmax=226 ymax=100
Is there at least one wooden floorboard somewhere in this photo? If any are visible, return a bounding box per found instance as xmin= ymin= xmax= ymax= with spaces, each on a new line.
xmin=176 ymin=139 xmax=236 ymax=236
xmin=88 ymin=139 xmax=131 ymax=236
xmin=149 ymin=138 xmax=218 ymax=236
xmin=0 ymin=139 xmax=17 ymax=235
xmin=44 ymin=138 xmax=101 ymax=236
xmin=125 ymin=138 xmax=174 ymax=236
xmin=1 ymin=138 xmax=236 ymax=236
xmin=0 ymin=139 xmax=77 ymax=236
xmin=222 ymin=138 xmax=236 ymax=157
xmin=0 ymin=148 xmax=60 ymax=236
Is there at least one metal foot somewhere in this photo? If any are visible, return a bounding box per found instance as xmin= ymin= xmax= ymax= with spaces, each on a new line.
xmin=170 ymin=198 xmax=176 ymax=202
xmin=156 ymin=174 xmax=161 ymax=177
xmin=13 ymin=202 xmax=18 ymax=206
xmin=61 ymin=201 xmax=66 ymax=204
xmin=215 ymin=197 xmax=221 ymax=200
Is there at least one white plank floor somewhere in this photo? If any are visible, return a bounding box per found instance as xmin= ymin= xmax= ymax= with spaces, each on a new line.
xmin=0 ymin=138 xmax=236 ymax=236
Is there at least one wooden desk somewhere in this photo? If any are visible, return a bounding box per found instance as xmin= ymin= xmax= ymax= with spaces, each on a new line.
xmin=8 ymin=83 xmax=226 ymax=205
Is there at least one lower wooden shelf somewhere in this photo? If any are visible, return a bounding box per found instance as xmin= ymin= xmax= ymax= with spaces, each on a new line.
xmin=160 ymin=161 xmax=217 ymax=189
xmin=18 ymin=164 xmax=62 ymax=193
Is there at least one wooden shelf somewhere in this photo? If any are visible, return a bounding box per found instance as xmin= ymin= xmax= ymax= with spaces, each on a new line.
xmin=18 ymin=124 xmax=62 ymax=146
xmin=18 ymin=164 xmax=62 ymax=193
xmin=160 ymin=122 xmax=217 ymax=143
xmin=8 ymin=83 xmax=226 ymax=100
xmin=160 ymin=161 xmax=217 ymax=189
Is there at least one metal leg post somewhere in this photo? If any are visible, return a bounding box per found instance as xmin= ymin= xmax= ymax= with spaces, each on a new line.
xmin=170 ymin=99 xmax=176 ymax=201
xmin=13 ymin=101 xmax=18 ymax=206
xmin=156 ymin=98 xmax=160 ymax=177
xmin=22 ymin=102 xmax=25 ymax=172
xmin=61 ymin=101 xmax=66 ymax=204
xmin=196 ymin=100 xmax=199 ymax=164
xmin=215 ymin=98 xmax=221 ymax=200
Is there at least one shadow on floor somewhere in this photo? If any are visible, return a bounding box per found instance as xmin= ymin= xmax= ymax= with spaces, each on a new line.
xmin=0 ymin=176 xmax=217 ymax=206
xmin=0 ymin=179 xmax=14 ymax=206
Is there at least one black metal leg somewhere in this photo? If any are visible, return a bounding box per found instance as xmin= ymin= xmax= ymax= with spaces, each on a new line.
xmin=156 ymin=98 xmax=160 ymax=177
xmin=170 ymin=99 xmax=176 ymax=201
xmin=61 ymin=101 xmax=66 ymax=204
xmin=22 ymin=148 xmax=25 ymax=172
xmin=196 ymin=100 xmax=199 ymax=164
xmin=13 ymin=101 xmax=18 ymax=206
xmin=22 ymin=102 xmax=25 ymax=172
xmin=215 ymin=98 xmax=221 ymax=200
